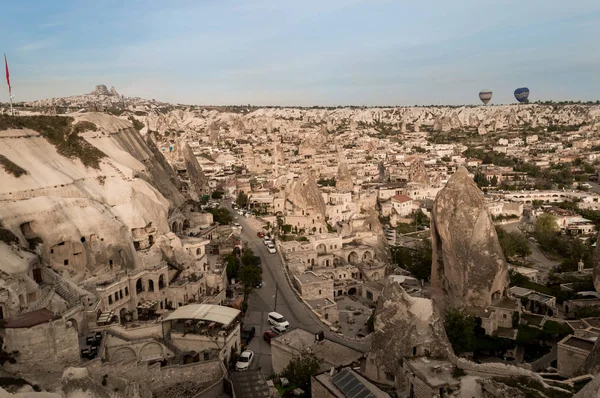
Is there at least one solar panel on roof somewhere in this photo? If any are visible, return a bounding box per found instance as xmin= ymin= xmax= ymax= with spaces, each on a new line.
xmin=331 ymin=368 xmax=376 ymax=398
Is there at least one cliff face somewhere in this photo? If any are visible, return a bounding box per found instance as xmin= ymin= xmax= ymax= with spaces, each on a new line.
xmin=430 ymin=166 xmax=509 ymax=310
xmin=0 ymin=114 xmax=180 ymax=280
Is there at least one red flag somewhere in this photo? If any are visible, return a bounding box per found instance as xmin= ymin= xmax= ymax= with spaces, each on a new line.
xmin=4 ymin=53 xmax=11 ymax=93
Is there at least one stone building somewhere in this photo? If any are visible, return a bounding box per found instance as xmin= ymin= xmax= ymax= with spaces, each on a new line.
xmin=402 ymin=358 xmax=461 ymax=398
xmin=557 ymin=335 xmax=595 ymax=377
xmin=293 ymin=272 xmax=334 ymax=301
xmin=311 ymin=367 xmax=390 ymax=398
xmin=271 ymin=328 xmax=363 ymax=374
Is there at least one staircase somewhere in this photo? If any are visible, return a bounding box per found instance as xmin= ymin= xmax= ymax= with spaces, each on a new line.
xmin=156 ymin=337 xmax=185 ymax=365
xmin=30 ymin=286 xmax=55 ymax=311
xmin=41 ymin=268 xmax=81 ymax=308
xmin=167 ymin=260 xmax=184 ymax=284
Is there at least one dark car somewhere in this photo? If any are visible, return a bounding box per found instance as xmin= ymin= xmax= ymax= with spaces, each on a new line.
xmin=241 ymin=326 xmax=256 ymax=346
xmin=255 ymin=281 xmax=262 ymax=289
xmin=86 ymin=332 xmax=103 ymax=346
xmin=263 ymin=330 xmax=277 ymax=344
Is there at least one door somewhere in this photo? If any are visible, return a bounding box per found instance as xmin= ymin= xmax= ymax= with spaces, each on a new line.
xmin=33 ymin=268 xmax=43 ymax=283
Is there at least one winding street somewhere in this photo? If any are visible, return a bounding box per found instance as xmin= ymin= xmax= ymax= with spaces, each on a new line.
xmin=221 ymin=201 xmax=370 ymax=375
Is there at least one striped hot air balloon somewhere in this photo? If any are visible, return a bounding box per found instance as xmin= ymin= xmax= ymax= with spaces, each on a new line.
xmin=514 ymin=87 xmax=530 ymax=103
xmin=479 ymin=90 xmax=493 ymax=105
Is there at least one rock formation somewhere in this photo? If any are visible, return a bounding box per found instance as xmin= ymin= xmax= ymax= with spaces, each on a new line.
xmin=88 ymin=85 xmax=110 ymax=96
xmin=336 ymin=162 xmax=353 ymax=192
xmin=365 ymin=279 xmax=452 ymax=385
xmin=287 ymin=171 xmax=327 ymax=219
xmin=408 ymin=159 xmax=429 ymax=185
xmin=430 ymin=166 xmax=509 ymax=310
xmin=181 ymin=142 xmax=210 ymax=200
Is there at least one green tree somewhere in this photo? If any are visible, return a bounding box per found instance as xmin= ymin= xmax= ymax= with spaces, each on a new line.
xmin=490 ymin=175 xmax=498 ymax=186
xmin=206 ymin=207 xmax=233 ymax=225
xmin=391 ymin=240 xmax=432 ymax=281
xmin=534 ymin=213 xmax=559 ymax=251
xmin=238 ymin=264 xmax=262 ymax=291
xmin=473 ymin=172 xmax=489 ymax=188
xmin=281 ymin=351 xmax=323 ymax=394
xmin=413 ymin=209 xmax=430 ymax=227
xmin=211 ymin=190 xmax=224 ymax=199
xmin=236 ymin=191 xmax=249 ymax=208
xmin=444 ymin=309 xmax=476 ymax=355
xmin=496 ymin=226 xmax=531 ymax=259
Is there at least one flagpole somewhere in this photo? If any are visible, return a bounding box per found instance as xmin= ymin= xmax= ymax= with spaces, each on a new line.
xmin=4 ymin=53 xmax=13 ymax=116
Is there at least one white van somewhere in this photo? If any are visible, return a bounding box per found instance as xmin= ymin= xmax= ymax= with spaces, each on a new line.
xmin=267 ymin=312 xmax=289 ymax=329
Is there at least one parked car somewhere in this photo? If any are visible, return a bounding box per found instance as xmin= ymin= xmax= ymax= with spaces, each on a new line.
xmin=267 ymin=311 xmax=289 ymax=329
xmin=86 ymin=332 xmax=102 ymax=346
xmin=267 ymin=243 xmax=276 ymax=254
xmin=257 ymin=232 xmax=265 ymax=238
xmin=255 ymin=281 xmax=263 ymax=289
xmin=263 ymin=237 xmax=272 ymax=245
xmin=232 ymin=222 xmax=242 ymax=229
xmin=235 ymin=350 xmax=254 ymax=371
xmin=271 ymin=325 xmax=288 ymax=335
xmin=263 ymin=330 xmax=278 ymax=344
xmin=241 ymin=326 xmax=256 ymax=346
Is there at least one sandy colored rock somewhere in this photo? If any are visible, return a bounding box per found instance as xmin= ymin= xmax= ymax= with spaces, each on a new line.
xmin=366 ymin=279 xmax=451 ymax=383
xmin=430 ymin=166 xmax=509 ymax=310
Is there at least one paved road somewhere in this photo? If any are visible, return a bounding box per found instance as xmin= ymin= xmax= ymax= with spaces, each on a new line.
xmin=223 ymin=202 xmax=369 ymax=376
xmin=501 ymin=221 xmax=559 ymax=280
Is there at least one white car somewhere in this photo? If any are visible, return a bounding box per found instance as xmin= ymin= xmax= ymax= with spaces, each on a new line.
xmin=232 ymin=222 xmax=242 ymax=229
xmin=263 ymin=237 xmax=272 ymax=245
xmin=235 ymin=350 xmax=254 ymax=371
xmin=267 ymin=243 xmax=276 ymax=254
xmin=271 ymin=325 xmax=288 ymax=335
xmin=267 ymin=311 xmax=290 ymax=329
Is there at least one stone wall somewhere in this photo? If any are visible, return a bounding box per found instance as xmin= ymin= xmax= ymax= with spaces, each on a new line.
xmin=2 ymin=317 xmax=80 ymax=368
xmin=404 ymin=371 xmax=435 ymax=398
xmin=296 ymin=277 xmax=334 ymax=301
xmin=558 ymin=344 xmax=590 ymax=377
xmin=90 ymin=359 xmax=224 ymax=393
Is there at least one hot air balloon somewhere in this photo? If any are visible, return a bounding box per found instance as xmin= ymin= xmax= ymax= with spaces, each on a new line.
xmin=479 ymin=90 xmax=492 ymax=105
xmin=514 ymin=87 xmax=530 ymax=103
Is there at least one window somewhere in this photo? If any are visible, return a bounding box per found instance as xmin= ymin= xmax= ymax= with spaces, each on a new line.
xmin=386 ymin=373 xmax=396 ymax=382
xmin=64 ymin=259 xmax=69 ymax=265
xmin=114 ymin=292 xmax=119 ymax=301
xmin=503 ymin=314 xmax=507 ymax=319
xmin=125 ymin=287 xmax=129 ymax=296
xmin=412 ymin=347 xmax=417 ymax=356
xmin=318 ymin=290 xmax=322 ymax=295
xmin=119 ymin=290 xmax=123 ymax=299
xmin=108 ymin=296 xmax=113 ymax=305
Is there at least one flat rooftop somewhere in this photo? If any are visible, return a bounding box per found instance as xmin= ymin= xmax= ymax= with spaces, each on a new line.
xmin=492 ymin=297 xmax=520 ymax=310
xmin=405 ymin=358 xmax=459 ymax=388
xmin=583 ymin=318 xmax=600 ymax=328
xmin=306 ymin=298 xmax=336 ymax=309
xmin=3 ymin=309 xmax=57 ymax=328
xmin=527 ymin=293 xmax=555 ymax=304
xmin=295 ymin=272 xmax=326 ymax=284
xmin=560 ymin=336 xmax=595 ymax=352
xmin=273 ymin=328 xmax=364 ymax=365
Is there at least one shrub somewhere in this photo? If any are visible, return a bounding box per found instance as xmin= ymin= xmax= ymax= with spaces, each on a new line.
xmin=0 ymin=155 xmax=27 ymax=177
xmin=0 ymin=115 xmax=106 ymax=168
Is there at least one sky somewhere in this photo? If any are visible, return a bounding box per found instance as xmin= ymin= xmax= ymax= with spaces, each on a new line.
xmin=2 ymin=0 xmax=600 ymax=106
